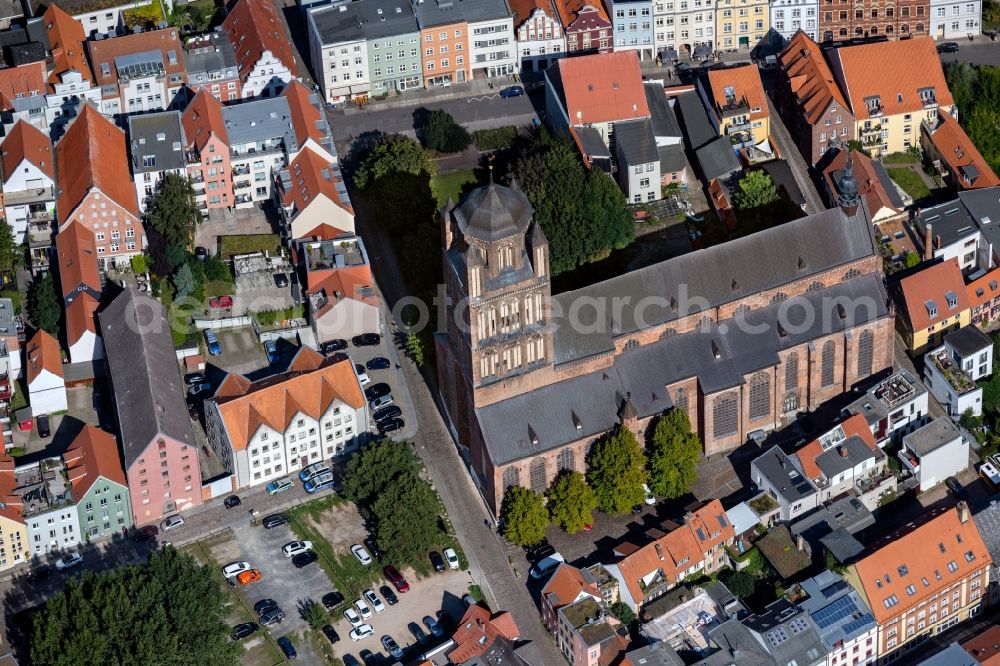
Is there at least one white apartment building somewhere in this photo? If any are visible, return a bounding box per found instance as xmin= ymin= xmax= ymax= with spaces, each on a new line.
xmin=221 ymin=97 xmax=301 ymax=207
xmin=16 ymin=459 xmax=81 ymax=556
xmin=307 ymin=4 xmax=372 ymax=105
xmin=513 ymin=0 xmax=566 ymax=72
xmin=930 ymin=0 xmax=981 ymax=39
xmin=654 ymin=0 xmax=715 ymax=58
xmin=770 ymin=0 xmax=818 ymax=42
xmin=0 ymin=121 xmax=55 ymax=245
xmin=41 ymin=71 xmax=104 ymax=140
xmin=469 ymin=13 xmax=517 ymax=79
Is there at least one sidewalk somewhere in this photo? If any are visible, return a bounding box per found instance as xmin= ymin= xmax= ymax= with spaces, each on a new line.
xmin=334 ymin=75 xmax=522 ymax=115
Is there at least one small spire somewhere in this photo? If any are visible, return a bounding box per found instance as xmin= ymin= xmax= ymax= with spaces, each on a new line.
xmin=488 ymin=153 xmax=495 ymax=183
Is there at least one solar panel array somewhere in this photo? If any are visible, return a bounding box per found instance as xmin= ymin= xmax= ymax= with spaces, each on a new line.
xmin=842 ymin=613 xmax=875 ymax=636
xmin=813 ymin=596 xmax=856 ymax=629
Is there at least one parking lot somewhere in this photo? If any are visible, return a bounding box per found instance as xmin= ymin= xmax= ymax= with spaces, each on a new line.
xmin=339 ymin=333 xmax=418 ymax=442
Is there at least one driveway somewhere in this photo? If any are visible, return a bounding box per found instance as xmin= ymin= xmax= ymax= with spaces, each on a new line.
xmin=342 ymin=335 xmax=418 ymax=441
xmin=204 ymin=326 xmax=267 ymax=377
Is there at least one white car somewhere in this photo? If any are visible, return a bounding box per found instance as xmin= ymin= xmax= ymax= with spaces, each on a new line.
xmin=643 ymin=484 xmax=656 ymax=505
xmin=54 ymin=553 xmax=83 ymax=571
xmin=357 ymin=371 xmax=371 ymax=386
xmin=354 ymin=598 xmax=373 ymax=620
xmin=343 ymin=608 xmax=363 ymax=628
xmin=351 ymin=544 xmax=372 ymax=566
xmin=222 ymin=561 xmax=252 ymax=578
xmin=160 ymin=515 xmax=185 ymax=531
xmin=282 ymin=540 xmax=313 ymax=558
xmin=444 ymin=548 xmax=460 ymax=570
xmin=363 ymin=589 xmax=385 ymax=613
xmin=349 ymin=624 xmax=374 ymax=641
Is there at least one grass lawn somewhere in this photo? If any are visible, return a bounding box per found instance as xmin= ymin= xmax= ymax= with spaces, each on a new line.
xmin=887 ymin=167 xmax=932 ymax=201
xmin=883 ymin=152 xmax=918 ymax=165
xmin=431 ymin=170 xmax=478 ymax=208
xmin=219 ymin=234 xmax=281 ymax=260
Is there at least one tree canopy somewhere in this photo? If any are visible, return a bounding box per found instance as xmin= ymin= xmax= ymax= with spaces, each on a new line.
xmin=546 ymin=470 xmax=597 ymax=534
xmin=342 ymin=438 xmax=421 ymax=508
xmin=146 ymin=173 xmax=199 ymax=249
xmin=28 ymin=272 xmax=60 ymax=336
xmin=944 ymin=63 xmax=1000 ymax=175
xmin=354 ymin=134 xmax=436 ymax=190
xmin=513 ymin=133 xmax=633 ymax=275
xmin=31 ymin=547 xmax=240 ymax=666
xmin=423 ymin=110 xmax=471 ymax=153
xmin=587 ymin=427 xmax=648 ymax=514
xmin=0 ymin=218 xmax=21 ymax=274
xmin=647 ymin=409 xmax=700 ymax=499
xmin=499 ymin=485 xmax=548 ymax=547
xmin=733 ymin=170 xmax=779 ymax=211
xmin=372 ymin=470 xmax=442 ymax=565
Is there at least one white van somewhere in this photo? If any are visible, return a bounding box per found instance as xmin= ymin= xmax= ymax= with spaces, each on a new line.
xmin=529 ymin=552 xmax=565 ymax=580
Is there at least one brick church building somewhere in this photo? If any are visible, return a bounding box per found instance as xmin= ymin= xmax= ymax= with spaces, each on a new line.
xmin=436 ymin=170 xmax=895 ymax=513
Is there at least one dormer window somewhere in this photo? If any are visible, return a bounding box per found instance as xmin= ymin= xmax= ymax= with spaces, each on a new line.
xmin=945 ymin=291 xmax=958 ymax=309
xmin=925 ymin=300 xmax=938 ymax=319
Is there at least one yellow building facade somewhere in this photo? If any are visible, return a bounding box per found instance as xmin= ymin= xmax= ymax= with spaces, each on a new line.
xmin=715 ymin=0 xmax=769 ymax=51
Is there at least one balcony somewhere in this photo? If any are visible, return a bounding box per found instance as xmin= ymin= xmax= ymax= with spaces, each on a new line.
xmin=28 ymin=224 xmax=52 ymax=249
xmin=729 ymin=131 xmax=754 ymax=149
xmin=232 ymin=165 xmax=250 ymax=177
xmin=234 ymin=180 xmax=251 ymax=190
xmin=726 ymin=120 xmax=753 ymax=134
xmin=189 ymin=172 xmax=204 ymax=183
xmin=860 ymin=123 xmax=882 ymax=136
xmin=3 ymin=187 xmax=54 ymax=207
xmin=866 ymin=105 xmax=884 ymax=118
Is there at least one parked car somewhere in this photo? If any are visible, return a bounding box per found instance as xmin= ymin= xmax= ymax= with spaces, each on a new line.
xmin=184 ymin=372 xmax=205 ymax=385
xmin=254 ymin=599 xmax=279 ymax=616
xmin=292 ymin=551 xmax=318 ymax=568
xmin=188 ymin=403 xmax=200 ymax=420
xmin=230 ymin=623 xmax=258 ymax=640
xmin=379 ymin=585 xmax=398 ymax=606
xmin=282 ymin=540 xmax=313 ymax=558
xmin=364 ymin=383 xmax=392 ymax=401
xmin=259 ymin=607 xmax=285 ymax=626
xmin=364 ymin=538 xmax=384 ymax=560
xmin=299 ymin=462 xmax=333 ymax=483
xmin=55 ymin=553 xmax=83 ymax=571
xmin=277 ymin=636 xmax=297 ymax=660
xmin=236 ymin=569 xmax=262 ymax=585
xmin=937 ymin=41 xmax=960 ymax=53
xmin=37 ymin=414 xmax=50 ymax=438
xmin=366 ymin=357 xmax=391 ymax=370
xmin=370 ymin=395 xmax=394 ymax=411
xmin=352 ymin=544 xmax=373 ymax=565
xmin=354 ymin=598 xmax=373 ymax=620
xmin=320 ymin=339 xmax=348 ymax=354
xmin=221 ymin=561 xmax=252 ymax=578
xmin=209 ymin=295 xmax=233 ymax=309
xmin=352 ymin=333 xmax=381 ymax=346
xmin=363 ymin=589 xmax=386 ymax=613
xmin=131 ymin=525 xmax=158 ymax=542
xmin=274 ymin=273 xmax=289 ymax=288
xmin=409 ymin=622 xmax=428 ymax=644
xmin=643 ymin=484 xmax=656 ymax=505
xmin=27 ymin=565 xmax=51 ymax=583
xmin=382 ymin=635 xmax=403 ymax=660
xmin=266 ymin=477 xmax=294 ymax=495
xmin=444 ymin=548 xmax=460 ymax=570
xmin=499 ymin=85 xmax=524 ymax=98
xmin=344 ymin=607 xmax=363 ymax=628
xmin=304 ymin=471 xmax=336 ymax=494
xmin=356 ymin=371 xmax=371 ymax=387
xmin=373 ymin=405 xmax=402 ymax=423
xmin=423 ymin=615 xmax=444 ymax=638
xmin=204 ymin=329 xmax=221 ymax=355
xmin=322 ymin=591 xmax=345 ymax=610
xmin=264 ymin=340 xmax=279 ymax=364
xmin=946 ymin=476 xmax=967 ymax=499
xmin=429 ymin=551 xmax=445 ymax=572
xmin=349 ymin=625 xmax=375 ymax=641
xmin=526 ymin=542 xmax=554 ymax=563
xmin=322 ymin=624 xmax=340 ymax=645
xmin=223 ymin=495 xmax=241 ymax=509
xmin=383 ymin=565 xmax=410 ymax=592
xmin=188 ymin=383 xmax=211 ymax=397
xmin=262 ymin=513 xmax=289 ymax=529
xmin=530 ymin=552 xmax=565 ymax=580
xmin=377 ymin=418 xmax=404 ymax=435
xmin=160 ymin=515 xmax=184 ymax=532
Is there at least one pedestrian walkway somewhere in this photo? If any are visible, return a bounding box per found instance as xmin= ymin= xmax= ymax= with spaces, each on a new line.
xmin=334 ymin=75 xmax=522 ymax=115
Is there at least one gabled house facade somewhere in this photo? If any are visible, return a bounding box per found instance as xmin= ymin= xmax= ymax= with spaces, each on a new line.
xmin=64 ymin=425 xmax=132 ymax=541
xmin=25 ymin=329 xmax=66 ymax=415
xmin=0 ymin=120 xmax=55 ymax=246
xmin=223 ymin=0 xmax=298 ymax=98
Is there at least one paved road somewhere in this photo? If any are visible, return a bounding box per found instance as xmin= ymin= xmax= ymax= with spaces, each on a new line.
xmin=939 ymin=39 xmax=1000 ymax=67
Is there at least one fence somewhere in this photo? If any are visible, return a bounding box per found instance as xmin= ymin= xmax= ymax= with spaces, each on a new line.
xmin=192 ymin=315 xmax=252 ymax=330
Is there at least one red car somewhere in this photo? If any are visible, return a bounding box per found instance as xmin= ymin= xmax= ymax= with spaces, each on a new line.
xmin=209 ymin=295 xmax=233 ymax=309
xmin=383 ymin=565 xmax=410 ymax=593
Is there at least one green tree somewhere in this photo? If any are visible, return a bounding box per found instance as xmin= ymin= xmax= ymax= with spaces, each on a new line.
xmin=302 ymin=600 xmax=327 ymax=629
xmin=959 ymin=408 xmax=983 ymax=432
xmin=499 ymin=485 xmax=548 ymax=547
xmin=609 ymin=602 xmax=636 ymax=626
xmin=733 ymin=170 xmax=779 ymax=210
xmin=341 ymin=439 xmax=420 ymax=508
xmin=0 ymin=218 xmax=21 ymax=273
xmin=720 ymin=569 xmax=755 ymax=598
xmin=354 ymin=134 xmax=436 ymax=190
xmin=587 ymin=427 xmax=648 ymax=514
xmin=546 ymin=471 xmax=597 ymax=534
xmin=165 ymin=244 xmax=188 ymax=272
xmin=173 ymin=262 xmax=196 ymax=301
xmin=405 ymin=331 xmax=425 ymax=366
xmin=647 ymin=409 xmax=700 ymax=499
xmin=27 ymin=272 xmax=60 ymax=335
xmin=31 ymin=547 xmax=240 ymax=666
xmin=147 ymin=173 xmax=199 ymax=249
xmin=904 ymin=251 xmax=921 ymax=268
xmin=423 ymin=110 xmax=471 ymax=153
xmin=203 ymin=255 xmax=232 ymax=284
xmin=945 ymin=61 xmax=977 ymax=114
xmin=372 ymin=470 xmax=442 ymax=564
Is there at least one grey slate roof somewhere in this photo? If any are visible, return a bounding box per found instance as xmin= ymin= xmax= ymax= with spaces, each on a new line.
xmin=413 ymin=0 xmax=511 ymax=28
xmin=221 ymin=97 xmax=297 ymax=150
xmin=576 ymin=126 xmax=610 ymax=159
xmin=354 ymin=0 xmax=419 ymax=39
xmin=624 ymin=643 xmax=685 ymax=666
xmin=916 ymin=198 xmax=977 ymax=250
xmin=753 ymin=446 xmax=817 ymax=505
xmin=99 ymin=288 xmax=196 ymax=469
xmin=675 ymin=90 xmax=715 ymax=151
xmin=759 ymin=159 xmax=804 ymax=206
xmin=454 ymin=182 xmax=533 ymax=243
xmin=128 ymin=111 xmax=186 ymax=174
xmin=946 ymin=325 xmax=992 ymax=358
xmin=742 ymin=599 xmax=826 ymax=666
xmin=696 ymin=620 xmax=774 ymax=666
xmin=973 ymin=501 xmax=1000 ymax=568
xmin=644 ymin=82 xmax=682 ymax=138
xmin=309 ymin=3 xmax=364 ymax=45
xmin=814 ymin=435 xmax=878 ymax=479
xmin=903 ymin=418 xmax=962 ymax=457
xmin=917 ymin=643 xmax=979 ymax=666
xmin=820 ymin=526 xmax=865 ymax=563
xmin=695 ymin=136 xmax=741 ymax=181
xmin=615 ymin=118 xmax=658 ymax=165
xmin=798 ymin=571 xmax=877 ymax=654
xmin=659 ymin=144 xmax=686 ymax=173
xmin=184 ymin=31 xmax=238 ymax=82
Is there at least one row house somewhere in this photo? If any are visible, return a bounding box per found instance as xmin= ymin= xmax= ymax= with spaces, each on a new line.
xmin=26 ymin=329 xmax=67 ymax=416
xmin=222 ymin=0 xmax=298 ymax=98
xmin=11 ymin=455 xmax=80 ymax=556
xmin=606 ymin=500 xmax=734 ymax=611
xmin=99 ymin=287 xmax=203 ymax=525
xmin=510 ymin=0 xmax=566 ymax=72
xmin=414 ymin=0 xmax=473 ymax=89
xmin=799 ymin=571 xmax=880 ymax=666
xmin=0 ymin=60 xmax=46 ymax=129
xmin=203 ymin=349 xmax=368 ymax=489
xmin=359 ymin=1 xmax=424 ymax=96
xmin=64 ymin=425 xmax=133 ymax=541
xmin=818 ymin=0 xmax=930 ymax=41
xmin=16 ymin=70 xmax=104 ymax=142
xmin=86 ymin=27 xmax=187 ymax=117
xmin=715 ymin=0 xmax=769 ymax=51
xmin=653 ymin=0 xmax=715 ymax=60
xmin=55 ymin=104 xmax=143 ymax=268
xmin=41 ymin=5 xmax=99 ymax=138
xmin=771 ymin=0 xmax=819 ymax=41
xmin=307 ymin=3 xmax=373 ymax=105
xmin=541 ymin=564 xmax=627 ymax=665
xmin=467 ymin=0 xmax=518 ymax=80
xmin=610 ymin=0 xmax=655 ymax=60
xmin=0 ymin=120 xmax=55 ymax=251
xmin=930 ymin=0 xmax=981 ymax=39
xmin=844 ymin=502 xmax=990 ymax=661
xmin=844 ymin=370 xmax=930 ymax=447
xmin=275 ymin=147 xmax=354 ymax=241
xmin=922 ymin=111 xmax=999 ymax=191
xmin=128 ymin=111 xmax=187 ymax=214
xmin=895 ymin=258 xmax=970 ymax=353
xmin=181 ymin=89 xmax=233 ymax=213
xmin=0 ymin=454 xmax=29 ymax=571
xmin=297 ymin=236 xmax=380 ymax=344
xmin=966 ymin=265 xmax=1000 ymax=328
xmin=555 ymin=0 xmax=612 ymax=55
xmin=701 ymin=62 xmax=769 ymax=150
xmin=54 ymin=222 xmax=103 ymax=364
xmin=183 ymin=31 xmax=242 ymax=103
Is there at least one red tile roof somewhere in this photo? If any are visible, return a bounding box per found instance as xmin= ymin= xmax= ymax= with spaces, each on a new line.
xmin=707 ymin=64 xmax=769 ymax=122
xmin=556 ymin=51 xmax=648 ymax=125
xmin=898 ymin=258 xmax=970 ymax=331
xmin=284 ymin=80 xmax=327 ymax=151
xmin=966 ymin=266 xmax=1000 ymax=309
xmin=1 ymin=120 xmax=54 ymax=182
xmin=25 ymin=329 xmax=63 ymax=384
xmin=794 ymin=413 xmax=877 ymax=481
xmin=182 ymin=88 xmax=229 ymax=151
xmin=541 ymin=563 xmax=601 ymax=610
xmin=86 ymin=28 xmax=185 ymax=97
xmin=831 ymin=37 xmax=954 ymax=120
xmin=55 ymin=216 xmax=100 ymax=299
xmin=223 ymin=0 xmax=298 ymax=83
xmin=963 ymin=625 xmax=1000 ymax=666
xmin=448 ymin=605 xmax=521 ymax=663
xmin=307 ymin=266 xmax=378 ymax=317
xmin=44 ymin=4 xmax=92 ymax=89
xmin=823 ymin=149 xmax=903 ymax=219
xmin=64 ymin=424 xmax=127 ymax=497
xmin=780 ymin=31 xmax=849 ymax=125
xmin=65 ymin=292 xmax=99 ymax=347
xmin=0 ymin=61 xmax=45 ymax=111
xmin=55 ymin=104 xmax=139 ymax=219
xmin=928 ymin=113 xmax=1000 ymax=190
xmin=553 ymin=0 xmax=609 ymax=30
xmin=281 ymin=147 xmax=352 ymax=215
xmin=510 ymin=0 xmax=558 ymax=26
xmin=0 ymin=452 xmax=21 ymax=524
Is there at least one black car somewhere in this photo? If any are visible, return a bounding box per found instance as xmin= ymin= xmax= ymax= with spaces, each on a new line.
xmin=262 ymin=513 xmax=289 ymax=529
xmin=277 ymin=636 xmax=297 ymax=660
xmin=379 ymin=585 xmax=398 ymax=606
xmin=292 ymin=551 xmax=318 ymax=568
xmin=27 ymin=566 xmax=51 ymax=583
xmin=343 ymin=656 xmax=362 ymax=666
xmin=499 ymin=85 xmax=524 ymax=98
xmin=131 ymin=525 xmax=159 ymax=542
xmin=946 ymin=476 xmax=967 ymax=499
xmin=322 ymin=591 xmax=345 ymax=610
xmin=937 ymin=41 xmax=960 ymax=53
xmin=184 ymin=372 xmax=205 ymax=385
xmin=223 ymin=495 xmax=241 ymax=509
xmin=373 ymin=405 xmax=402 ymax=423
xmin=429 ymin=551 xmax=445 ymax=572
xmin=230 ymin=623 xmax=258 ymax=640
xmin=259 ymin=608 xmax=285 ymax=626
xmin=322 ymin=624 xmax=340 ymax=644
xmin=320 ymin=339 xmax=348 ymax=354
xmin=364 ymin=537 xmax=384 ymax=560
xmin=364 ymin=383 xmax=392 ymax=401
xmin=377 ymin=418 xmax=404 ymax=435
xmin=274 ymin=273 xmax=289 ymax=288
xmin=355 ymin=363 xmax=366 ymax=376
xmin=366 ymin=357 xmax=391 ymax=370
xmin=352 ymin=333 xmax=381 ymax=346
xmin=527 ymin=542 xmax=554 ymax=563
xmin=360 ymin=650 xmax=378 ymax=666
xmin=188 ymin=403 xmax=200 ymax=421
xmin=254 ymin=599 xmax=279 ymax=616
xmin=37 ymin=414 xmax=50 ymax=438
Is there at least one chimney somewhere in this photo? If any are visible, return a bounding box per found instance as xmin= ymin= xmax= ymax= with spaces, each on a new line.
xmin=958 ymin=500 xmax=970 ymax=524
xmin=796 ymin=533 xmax=806 ymax=551
xmin=936 ymin=234 xmax=942 ymax=250
xmin=924 ymin=223 xmax=933 ymax=260
xmin=838 ymin=445 xmax=848 ymax=458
